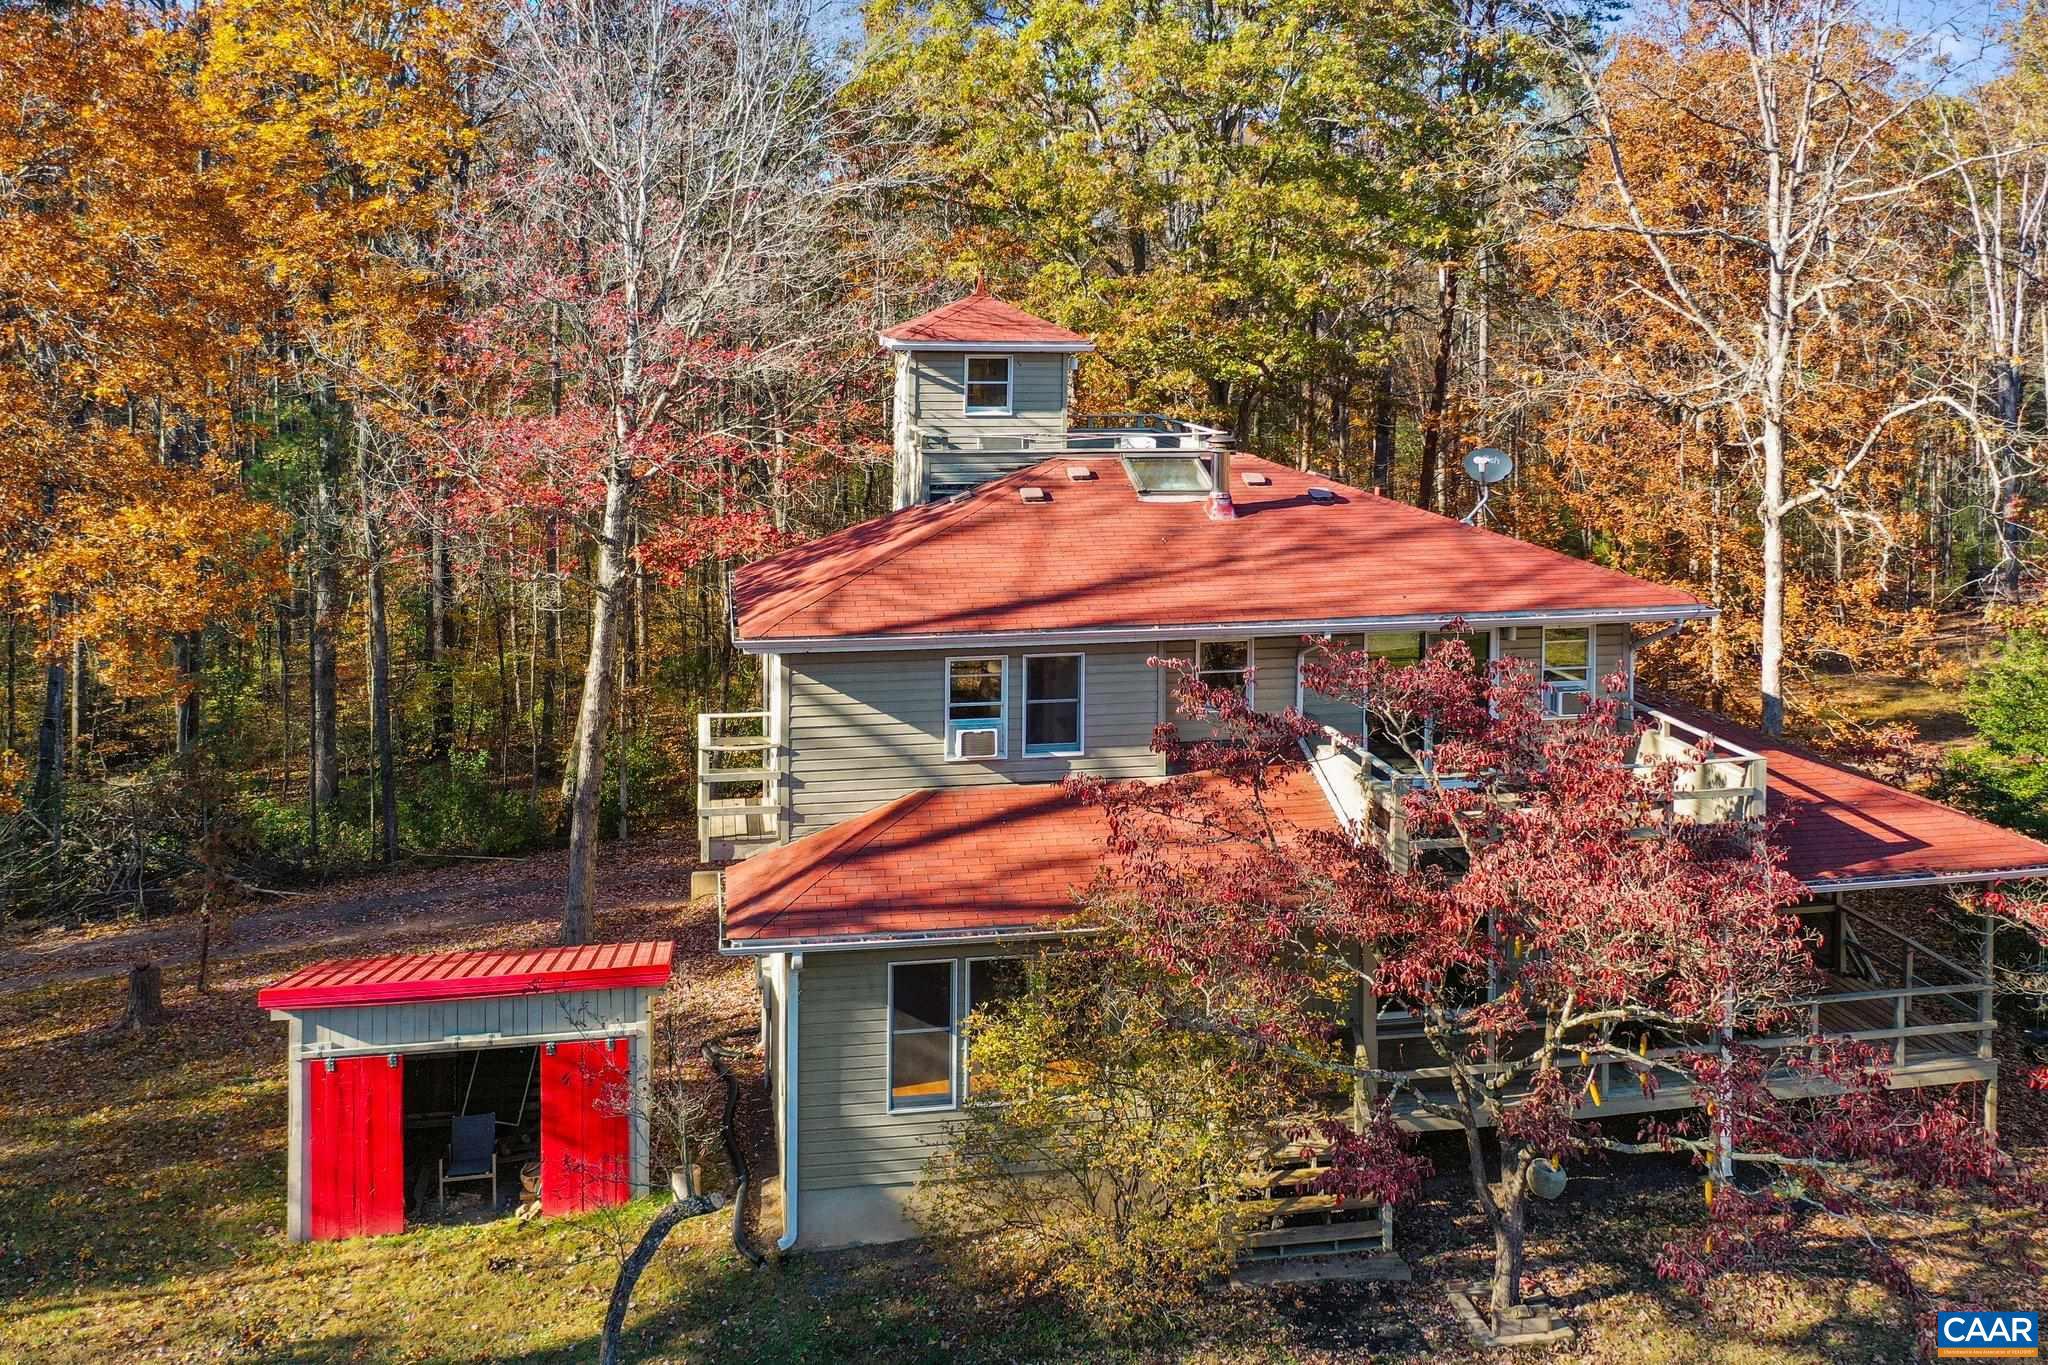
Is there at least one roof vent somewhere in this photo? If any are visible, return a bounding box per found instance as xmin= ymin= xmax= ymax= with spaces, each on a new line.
xmin=1020 ymin=486 xmax=1050 ymax=503
xmin=1065 ymin=464 xmax=1096 ymax=481
xmin=1240 ymin=471 xmax=1271 ymax=487
xmin=1307 ymin=487 xmax=1337 ymax=505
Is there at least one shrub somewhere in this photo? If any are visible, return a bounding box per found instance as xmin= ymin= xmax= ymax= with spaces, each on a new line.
xmin=911 ymin=947 xmax=1316 ymax=1326
xmin=1941 ymin=632 xmax=2048 ymax=839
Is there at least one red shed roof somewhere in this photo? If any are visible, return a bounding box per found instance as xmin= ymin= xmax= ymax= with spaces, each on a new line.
xmin=734 ymin=454 xmax=1708 ymax=645
xmin=722 ymin=770 xmax=1339 ymax=948
xmin=878 ymin=289 xmax=1092 ymax=350
xmin=258 ymin=941 xmax=675 ymax=1011
xmin=1658 ymin=701 xmax=2048 ymax=890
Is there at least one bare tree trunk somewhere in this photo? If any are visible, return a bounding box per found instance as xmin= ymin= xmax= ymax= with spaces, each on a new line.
xmin=311 ymin=416 xmax=342 ymax=807
xmin=1417 ymin=262 xmax=1459 ymax=513
xmin=427 ymin=478 xmax=457 ymax=765
xmin=360 ymin=423 xmax=397 ymax=866
xmin=114 ymin=961 xmax=165 ymax=1035
xmin=540 ymin=517 xmax=560 ymax=778
xmin=174 ymin=633 xmax=201 ymax=756
xmin=1372 ymin=362 xmax=1397 ymax=495
xmin=562 ymin=462 xmax=632 ymax=945
xmin=34 ymin=630 xmax=65 ymax=852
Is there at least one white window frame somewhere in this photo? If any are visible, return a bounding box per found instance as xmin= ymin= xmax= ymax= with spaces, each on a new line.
xmin=944 ymin=654 xmax=1008 ymax=761
xmin=1294 ymin=629 xmax=1498 ymax=736
xmin=1021 ymin=653 xmax=1085 ymax=756
xmin=963 ymin=354 xmax=1013 ymax=416
xmin=961 ymin=954 xmax=1027 ymax=1098
xmin=885 ymin=958 xmax=960 ymax=1115
xmin=1194 ymin=637 xmax=1255 ymax=709
xmin=1541 ymin=626 xmax=1596 ymax=716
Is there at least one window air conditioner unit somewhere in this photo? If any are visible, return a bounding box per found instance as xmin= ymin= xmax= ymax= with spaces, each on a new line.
xmin=1545 ymin=687 xmax=1590 ymax=718
xmin=949 ymin=718 xmax=1003 ymax=760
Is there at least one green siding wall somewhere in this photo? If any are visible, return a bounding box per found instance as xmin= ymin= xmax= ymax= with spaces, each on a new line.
xmin=795 ymin=947 xmax=972 ymax=1191
xmin=784 ymin=645 xmax=1167 ymax=835
xmin=908 ymin=351 xmax=1069 ymax=494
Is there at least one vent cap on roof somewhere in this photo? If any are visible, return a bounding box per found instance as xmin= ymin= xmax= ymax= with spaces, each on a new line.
xmin=1020 ymin=486 xmax=1050 ymax=503
xmin=1065 ymin=464 xmax=1096 ymax=481
xmin=1240 ymin=470 xmax=1271 ymax=487
xmin=1307 ymin=487 xmax=1337 ymax=504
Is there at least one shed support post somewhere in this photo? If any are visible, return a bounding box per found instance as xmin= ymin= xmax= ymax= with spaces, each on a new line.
xmin=286 ymin=1016 xmax=307 ymax=1243
xmin=1983 ymin=903 xmax=1998 ymax=1138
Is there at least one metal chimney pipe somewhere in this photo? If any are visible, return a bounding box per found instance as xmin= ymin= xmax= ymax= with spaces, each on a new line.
xmin=1206 ymin=432 xmax=1237 ymax=521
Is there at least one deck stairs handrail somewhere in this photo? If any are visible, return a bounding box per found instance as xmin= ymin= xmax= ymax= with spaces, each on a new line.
xmin=697 ymin=710 xmax=782 ymax=862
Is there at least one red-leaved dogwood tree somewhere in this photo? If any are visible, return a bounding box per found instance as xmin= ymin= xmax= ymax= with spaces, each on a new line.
xmin=1069 ymin=634 xmax=2035 ymax=1326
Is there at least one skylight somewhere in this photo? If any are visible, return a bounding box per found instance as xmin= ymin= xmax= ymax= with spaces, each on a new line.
xmin=1122 ymin=455 xmax=1212 ymax=500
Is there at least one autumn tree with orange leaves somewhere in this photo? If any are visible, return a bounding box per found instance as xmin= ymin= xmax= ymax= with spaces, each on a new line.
xmin=0 ymin=2 xmax=287 ymax=851
xmin=1521 ymin=0 xmax=2003 ymax=733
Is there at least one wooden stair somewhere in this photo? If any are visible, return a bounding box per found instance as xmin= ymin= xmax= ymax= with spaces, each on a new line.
xmin=1226 ymin=1134 xmax=1410 ymax=1286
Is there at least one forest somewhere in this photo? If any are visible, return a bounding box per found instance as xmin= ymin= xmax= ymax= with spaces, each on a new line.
xmin=3 ymin=0 xmax=2046 ymax=930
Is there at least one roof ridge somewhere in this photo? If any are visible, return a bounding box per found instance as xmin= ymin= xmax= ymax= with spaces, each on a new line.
xmin=745 ymin=465 xmax=1044 ymax=637
xmin=745 ymin=789 xmax=939 ymax=938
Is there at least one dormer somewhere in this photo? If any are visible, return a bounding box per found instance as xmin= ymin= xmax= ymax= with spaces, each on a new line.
xmin=878 ymin=285 xmax=1094 ymax=507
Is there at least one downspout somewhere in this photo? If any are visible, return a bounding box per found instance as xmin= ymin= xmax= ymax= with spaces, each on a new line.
xmin=777 ymin=950 xmax=804 ymax=1252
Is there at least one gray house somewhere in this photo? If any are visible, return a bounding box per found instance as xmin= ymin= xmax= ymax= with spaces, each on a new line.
xmin=706 ymin=293 xmax=2048 ymax=1272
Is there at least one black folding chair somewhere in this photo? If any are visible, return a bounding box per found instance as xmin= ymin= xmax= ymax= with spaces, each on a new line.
xmin=440 ymin=1112 xmax=499 ymax=1208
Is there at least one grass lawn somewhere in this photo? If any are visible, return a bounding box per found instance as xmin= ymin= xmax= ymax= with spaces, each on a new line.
xmin=3 ymin=839 xmax=2044 ymax=1363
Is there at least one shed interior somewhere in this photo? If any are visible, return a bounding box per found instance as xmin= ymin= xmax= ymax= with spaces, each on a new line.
xmin=401 ymin=1044 xmax=540 ymax=1218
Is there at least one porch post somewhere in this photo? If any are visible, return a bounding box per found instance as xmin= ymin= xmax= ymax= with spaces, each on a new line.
xmin=1982 ymin=904 xmax=1998 ymax=1138
xmin=1352 ymin=944 xmax=1379 ymax=1129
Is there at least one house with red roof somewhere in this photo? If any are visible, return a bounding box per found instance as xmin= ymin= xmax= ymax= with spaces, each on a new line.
xmin=704 ymin=290 xmax=2048 ymax=1267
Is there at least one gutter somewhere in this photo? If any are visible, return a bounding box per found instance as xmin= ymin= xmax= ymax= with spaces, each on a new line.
xmin=1802 ymin=867 xmax=2048 ymax=893
xmin=721 ymin=925 xmax=1084 ymax=958
xmin=876 ymin=334 xmax=1093 ymax=354
xmin=777 ymin=951 xmax=803 ymax=1254
xmin=735 ymin=604 xmax=1719 ymax=656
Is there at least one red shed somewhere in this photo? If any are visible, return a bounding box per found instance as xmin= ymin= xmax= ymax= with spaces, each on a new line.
xmin=259 ymin=941 xmax=674 ymax=1241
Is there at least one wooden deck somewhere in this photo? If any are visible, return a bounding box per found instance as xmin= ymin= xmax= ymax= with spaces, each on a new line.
xmin=1371 ymin=902 xmax=1997 ymax=1133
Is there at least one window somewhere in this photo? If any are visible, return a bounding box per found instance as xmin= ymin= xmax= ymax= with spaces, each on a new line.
xmin=945 ymin=656 xmax=1007 ymax=760
xmin=1123 ymin=455 xmax=1212 ymax=499
xmin=964 ymin=355 xmax=1012 ymax=415
xmin=1542 ymin=627 xmax=1593 ymax=715
xmin=964 ymin=957 xmax=1028 ymax=1097
xmin=888 ymin=961 xmax=957 ymax=1111
xmin=1196 ymin=639 xmax=1253 ymax=704
xmin=1023 ymin=654 xmax=1084 ymax=755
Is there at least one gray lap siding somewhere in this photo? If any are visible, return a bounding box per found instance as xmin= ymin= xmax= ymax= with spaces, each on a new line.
xmin=796 ymin=947 xmax=980 ymax=1191
xmin=783 ymin=645 xmax=1166 ymax=836
xmin=780 ymin=625 xmax=1638 ymax=837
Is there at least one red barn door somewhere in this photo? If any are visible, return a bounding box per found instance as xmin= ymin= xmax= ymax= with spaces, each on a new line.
xmin=540 ymin=1038 xmax=632 ymax=1215
xmin=307 ymin=1054 xmax=405 ymax=1240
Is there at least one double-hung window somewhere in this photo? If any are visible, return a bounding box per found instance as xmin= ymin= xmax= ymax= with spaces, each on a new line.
xmin=1023 ymin=654 xmax=1084 ymax=756
xmin=1542 ymin=627 xmax=1593 ymax=715
xmin=945 ymin=656 xmax=1007 ymax=760
xmin=888 ymin=961 xmax=957 ymax=1111
xmin=964 ymin=355 xmax=1012 ymax=415
xmin=1195 ymin=639 xmax=1253 ymax=706
xmin=964 ymin=957 xmax=1027 ymax=1097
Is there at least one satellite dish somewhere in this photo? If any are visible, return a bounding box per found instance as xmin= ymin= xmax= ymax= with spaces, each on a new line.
xmin=1463 ymin=447 xmax=1513 ymax=485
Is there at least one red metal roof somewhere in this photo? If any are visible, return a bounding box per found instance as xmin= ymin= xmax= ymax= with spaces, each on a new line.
xmin=1657 ymin=701 xmax=2048 ymax=889
xmin=879 ymin=289 xmax=1092 ymax=349
xmin=257 ymin=941 xmax=675 ymax=1011
xmin=734 ymin=454 xmax=1707 ymax=644
xmin=722 ymin=770 xmax=1339 ymax=946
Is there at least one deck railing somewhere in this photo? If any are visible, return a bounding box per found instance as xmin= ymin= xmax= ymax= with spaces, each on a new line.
xmin=1306 ymin=704 xmax=1771 ymax=871
xmin=696 ymin=710 xmax=781 ymax=862
xmin=1368 ymin=906 xmax=1994 ymax=1130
